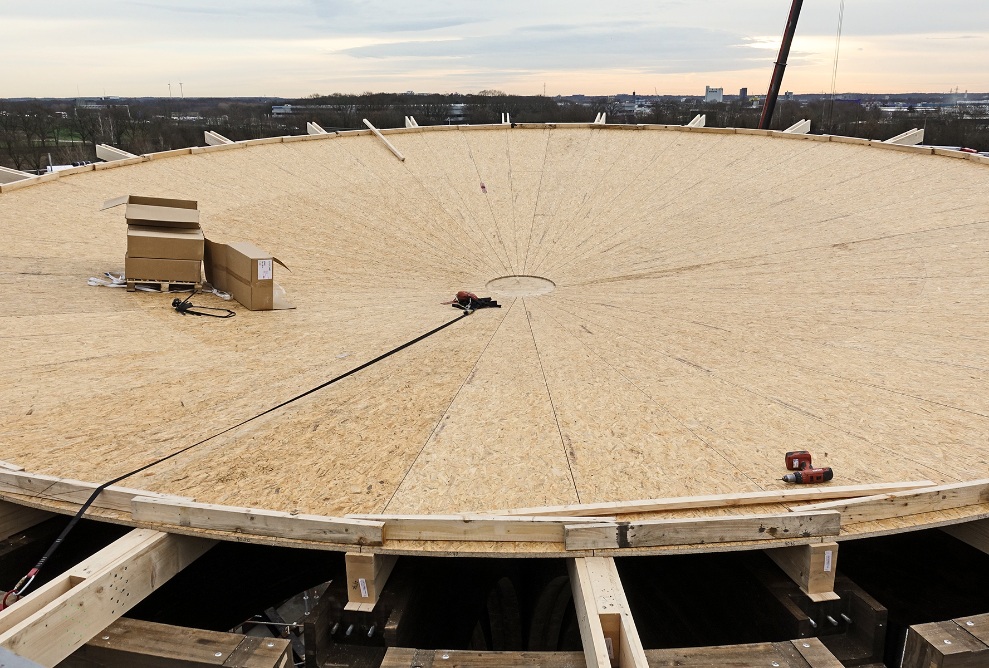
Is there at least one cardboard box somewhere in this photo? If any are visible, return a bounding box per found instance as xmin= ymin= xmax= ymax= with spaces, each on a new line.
xmin=125 ymin=254 xmax=202 ymax=283
xmin=205 ymin=239 xmax=292 ymax=311
xmin=127 ymin=226 xmax=204 ymax=260
xmin=102 ymin=195 xmax=200 ymax=229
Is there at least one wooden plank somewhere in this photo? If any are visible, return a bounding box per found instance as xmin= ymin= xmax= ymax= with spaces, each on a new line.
xmin=956 ymin=613 xmax=989 ymax=646
xmin=901 ymin=620 xmax=989 ymax=668
xmin=344 ymin=552 xmax=398 ymax=610
xmin=568 ymin=558 xmax=612 ymax=668
xmin=58 ymin=617 xmax=291 ymax=668
xmin=494 ymin=481 xmax=934 ymax=517
xmin=380 ymin=648 xmax=587 ymax=667
xmin=568 ymin=557 xmax=647 ymax=668
xmin=362 ymin=119 xmax=405 ymax=161
xmin=0 ymin=529 xmax=215 ymax=666
xmin=0 ymin=461 xmax=24 ymax=472
xmin=347 ymin=514 xmax=607 ymax=543
xmin=132 ymin=497 xmax=384 ymax=546
xmin=767 ymin=542 xmax=839 ymax=599
xmin=0 ymin=470 xmax=189 ymax=513
xmin=565 ymin=512 xmax=841 ymax=550
xmin=942 ymin=519 xmax=989 ymax=554
xmin=800 ymin=480 xmax=989 ymax=526
xmin=789 ymin=638 xmax=844 ymax=667
xmin=0 ymin=501 xmax=54 ymax=540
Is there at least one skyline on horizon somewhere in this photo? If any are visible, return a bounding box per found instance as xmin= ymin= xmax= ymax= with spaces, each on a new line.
xmin=2 ymin=1 xmax=987 ymax=99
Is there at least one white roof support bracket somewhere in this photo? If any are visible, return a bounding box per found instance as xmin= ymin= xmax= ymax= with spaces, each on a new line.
xmin=203 ymin=130 xmax=233 ymax=146
xmin=884 ymin=128 xmax=925 ymax=145
xmin=784 ymin=119 xmax=812 ymax=134
xmin=95 ymin=144 xmax=138 ymax=162
xmin=686 ymin=114 xmax=706 ymax=128
xmin=307 ymin=121 xmax=328 ymax=135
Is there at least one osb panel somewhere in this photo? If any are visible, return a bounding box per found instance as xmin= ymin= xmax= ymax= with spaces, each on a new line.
xmin=1 ymin=125 xmax=988 ymax=554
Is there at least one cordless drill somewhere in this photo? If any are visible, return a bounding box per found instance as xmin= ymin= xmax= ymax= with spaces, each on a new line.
xmin=781 ymin=450 xmax=833 ymax=484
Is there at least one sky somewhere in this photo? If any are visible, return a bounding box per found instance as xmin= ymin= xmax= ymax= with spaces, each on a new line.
xmin=1 ymin=0 xmax=987 ymax=98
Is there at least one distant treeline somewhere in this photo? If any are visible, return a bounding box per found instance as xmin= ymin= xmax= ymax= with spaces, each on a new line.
xmin=1 ymin=92 xmax=987 ymax=172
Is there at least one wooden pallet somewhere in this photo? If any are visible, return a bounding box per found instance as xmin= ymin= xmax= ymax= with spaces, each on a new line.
xmin=126 ymin=280 xmax=201 ymax=293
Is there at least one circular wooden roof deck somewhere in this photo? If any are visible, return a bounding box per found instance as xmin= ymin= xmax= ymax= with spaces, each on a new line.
xmin=2 ymin=124 xmax=988 ymax=556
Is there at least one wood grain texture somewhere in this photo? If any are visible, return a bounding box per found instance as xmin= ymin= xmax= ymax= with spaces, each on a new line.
xmin=2 ymin=125 xmax=988 ymax=554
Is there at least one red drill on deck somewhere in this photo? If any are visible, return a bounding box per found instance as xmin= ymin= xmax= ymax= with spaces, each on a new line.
xmin=782 ymin=467 xmax=834 ymax=484
xmin=781 ymin=450 xmax=833 ymax=484
xmin=785 ymin=450 xmax=813 ymax=471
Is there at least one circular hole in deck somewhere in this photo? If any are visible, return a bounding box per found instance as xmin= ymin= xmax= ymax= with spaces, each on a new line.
xmin=486 ymin=275 xmax=556 ymax=297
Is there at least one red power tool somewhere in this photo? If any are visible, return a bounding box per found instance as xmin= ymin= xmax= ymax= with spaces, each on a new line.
xmin=781 ymin=450 xmax=833 ymax=484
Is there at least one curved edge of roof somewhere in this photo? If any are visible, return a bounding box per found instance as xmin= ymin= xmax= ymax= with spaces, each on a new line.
xmin=2 ymin=122 xmax=986 ymax=195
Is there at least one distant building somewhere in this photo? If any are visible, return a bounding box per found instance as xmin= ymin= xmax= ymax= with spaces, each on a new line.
xmin=739 ymin=88 xmax=748 ymax=104
xmin=705 ymin=86 xmax=723 ymax=103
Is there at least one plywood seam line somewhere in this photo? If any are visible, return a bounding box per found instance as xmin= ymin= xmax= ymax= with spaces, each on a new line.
xmin=412 ymin=131 xmax=514 ymax=275
xmin=503 ymin=130 xmax=522 ymax=273
xmin=559 ymin=287 xmax=986 ymax=458
xmin=537 ymin=133 xmax=742 ymax=279
xmin=332 ymin=136 xmax=502 ymax=277
xmin=6 ymin=311 xmax=471 ymax=600
xmin=520 ymin=129 xmax=552 ymax=275
xmin=523 ymin=128 xmax=599 ymax=278
xmin=531 ymin=133 xmax=729 ymax=278
xmin=381 ymin=300 xmax=517 ymax=513
xmin=536 ymin=298 xmax=764 ymax=492
xmin=545 ymin=293 xmax=954 ymax=481
xmin=460 ymin=128 xmax=520 ymax=276
xmin=524 ymin=296 xmax=582 ymax=504
xmin=561 ymin=214 xmax=988 ymax=292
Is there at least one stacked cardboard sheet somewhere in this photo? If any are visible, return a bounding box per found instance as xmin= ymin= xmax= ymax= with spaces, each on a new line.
xmin=205 ymin=240 xmax=293 ymax=311
xmin=101 ymin=195 xmax=204 ymax=284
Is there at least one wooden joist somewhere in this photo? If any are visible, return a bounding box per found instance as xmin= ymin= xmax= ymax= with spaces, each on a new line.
xmin=0 ymin=501 xmax=54 ymax=541
xmin=381 ymin=638 xmax=843 ymax=667
xmin=901 ymin=612 xmax=989 ymax=668
xmin=0 ymin=529 xmax=215 ymax=666
xmin=0 ymin=470 xmax=191 ymax=513
xmin=347 ymin=513 xmax=610 ymax=543
xmin=766 ymin=542 xmax=840 ymax=602
xmin=565 ymin=511 xmax=841 ymax=550
xmin=799 ymin=479 xmax=989 ymax=526
xmin=59 ymin=617 xmax=291 ymax=668
xmin=204 ymin=130 xmax=234 ymax=146
xmin=132 ymin=497 xmax=384 ymax=546
xmin=568 ymin=557 xmax=648 ymax=668
xmin=344 ymin=552 xmax=398 ymax=611
xmin=495 ymin=481 xmax=934 ymax=517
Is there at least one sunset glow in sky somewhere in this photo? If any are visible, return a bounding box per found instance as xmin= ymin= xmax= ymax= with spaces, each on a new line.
xmin=2 ymin=1 xmax=987 ymax=98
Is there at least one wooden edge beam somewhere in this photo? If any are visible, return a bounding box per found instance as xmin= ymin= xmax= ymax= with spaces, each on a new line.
xmin=0 ymin=501 xmax=55 ymax=541
xmin=790 ymin=637 xmax=845 ymax=667
xmin=362 ymin=119 xmax=406 ymax=161
xmin=132 ymin=497 xmax=384 ymax=546
xmin=0 ymin=469 xmax=191 ymax=513
xmin=901 ymin=618 xmax=989 ymax=668
xmin=567 ymin=557 xmax=648 ymax=668
xmin=884 ymin=127 xmax=924 ymax=145
xmin=61 ymin=617 xmax=291 ymax=668
xmin=565 ymin=511 xmax=841 ymax=550
xmin=346 ymin=514 xmax=606 ymax=543
xmin=942 ymin=518 xmax=989 ymax=554
xmin=491 ymin=481 xmax=934 ymax=517
xmin=766 ymin=542 xmax=839 ymax=599
xmin=344 ymin=552 xmax=398 ymax=610
xmin=799 ymin=479 xmax=989 ymax=525
xmin=0 ymin=529 xmax=215 ymax=665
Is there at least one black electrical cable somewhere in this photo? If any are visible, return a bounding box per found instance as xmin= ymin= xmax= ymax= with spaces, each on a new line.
xmin=2 ymin=310 xmax=471 ymax=605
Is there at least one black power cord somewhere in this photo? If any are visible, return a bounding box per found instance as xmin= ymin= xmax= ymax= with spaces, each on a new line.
xmin=3 ymin=309 xmax=471 ymax=605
